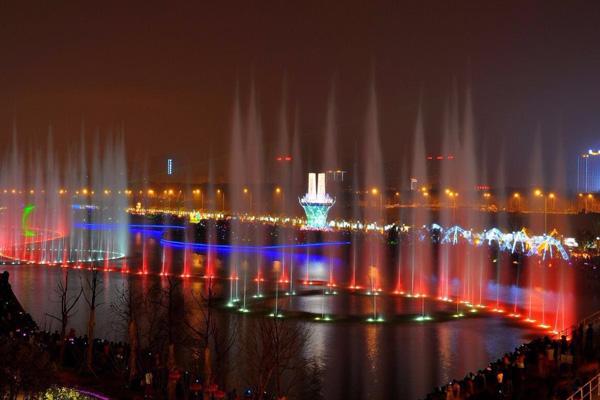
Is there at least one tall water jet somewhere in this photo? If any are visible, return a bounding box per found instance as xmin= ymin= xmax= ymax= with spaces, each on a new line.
xmin=245 ymin=82 xmax=265 ymax=298
xmin=273 ymin=80 xmax=291 ymax=313
xmin=0 ymin=126 xmax=128 ymax=267
xmin=493 ymin=142 xmax=509 ymax=312
xmin=457 ymin=85 xmax=480 ymax=305
xmin=437 ymin=96 xmax=459 ymax=301
xmin=551 ymin=135 xmax=574 ymax=331
xmin=408 ymin=101 xmax=430 ymax=300
xmin=525 ymin=127 xmax=544 ymax=323
xmin=228 ymin=85 xmax=245 ymax=306
xmin=322 ymin=84 xmax=338 ymax=290
xmin=287 ymin=107 xmax=303 ymax=296
xmin=362 ymin=79 xmax=385 ymax=321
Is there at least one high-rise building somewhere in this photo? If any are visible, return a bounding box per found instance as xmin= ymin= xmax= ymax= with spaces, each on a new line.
xmin=577 ymin=150 xmax=600 ymax=193
xmin=167 ymin=158 xmax=174 ymax=175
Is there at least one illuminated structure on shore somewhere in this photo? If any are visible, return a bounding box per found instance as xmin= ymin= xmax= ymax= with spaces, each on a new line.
xmin=577 ymin=149 xmax=600 ymax=193
xmin=299 ymin=172 xmax=335 ymax=229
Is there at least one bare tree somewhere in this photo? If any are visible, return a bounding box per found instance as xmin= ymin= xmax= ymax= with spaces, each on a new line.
xmin=46 ymin=269 xmax=83 ymax=365
xmin=82 ymin=267 xmax=103 ymax=373
xmin=185 ymin=276 xmax=237 ymax=390
xmin=152 ymin=276 xmax=184 ymax=400
xmin=243 ymin=317 xmax=311 ymax=400
xmin=111 ymin=274 xmax=140 ymax=384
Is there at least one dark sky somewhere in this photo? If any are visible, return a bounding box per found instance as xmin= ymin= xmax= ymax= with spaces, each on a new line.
xmin=1 ymin=1 xmax=600 ymax=186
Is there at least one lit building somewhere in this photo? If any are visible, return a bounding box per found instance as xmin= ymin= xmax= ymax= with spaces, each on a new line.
xmin=167 ymin=158 xmax=174 ymax=175
xmin=410 ymin=178 xmax=418 ymax=191
xmin=425 ymin=154 xmax=455 ymax=189
xmin=326 ymin=170 xmax=346 ymax=182
xmin=578 ymin=150 xmax=600 ymax=193
xmin=299 ymin=172 xmax=335 ymax=229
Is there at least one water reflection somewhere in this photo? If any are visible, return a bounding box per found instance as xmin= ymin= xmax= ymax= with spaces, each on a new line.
xmin=2 ymin=230 xmax=591 ymax=399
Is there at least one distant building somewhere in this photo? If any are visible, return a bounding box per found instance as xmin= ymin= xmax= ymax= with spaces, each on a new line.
xmin=577 ymin=150 xmax=600 ymax=193
xmin=326 ymin=170 xmax=346 ymax=182
xmin=410 ymin=178 xmax=418 ymax=191
xmin=425 ymin=154 xmax=455 ymax=189
xmin=167 ymin=158 xmax=174 ymax=175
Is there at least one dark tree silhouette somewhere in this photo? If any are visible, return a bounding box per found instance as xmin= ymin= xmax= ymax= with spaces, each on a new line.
xmin=46 ymin=269 xmax=83 ymax=365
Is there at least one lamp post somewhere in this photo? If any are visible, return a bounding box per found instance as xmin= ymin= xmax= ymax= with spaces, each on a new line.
xmin=445 ymin=190 xmax=458 ymax=221
xmin=243 ymin=187 xmax=252 ymax=212
xmin=217 ymin=189 xmax=225 ymax=212
xmin=192 ymin=189 xmax=203 ymax=210
xmin=534 ymin=189 xmax=547 ymax=233
xmin=548 ymin=193 xmax=556 ymax=212
xmin=512 ymin=192 xmax=520 ymax=212
xmin=422 ymin=190 xmax=429 ymax=207
xmin=483 ymin=192 xmax=491 ymax=210
xmin=371 ymin=188 xmax=383 ymax=222
xmin=275 ymin=186 xmax=283 ymax=214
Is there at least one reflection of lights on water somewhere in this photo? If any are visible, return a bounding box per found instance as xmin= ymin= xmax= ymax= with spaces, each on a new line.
xmin=414 ymin=315 xmax=432 ymax=322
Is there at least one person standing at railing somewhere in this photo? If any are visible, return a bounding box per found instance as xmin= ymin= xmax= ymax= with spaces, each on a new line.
xmin=585 ymin=323 xmax=594 ymax=362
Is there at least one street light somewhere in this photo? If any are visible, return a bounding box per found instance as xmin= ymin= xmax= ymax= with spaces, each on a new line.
xmin=192 ymin=189 xmax=203 ymax=210
xmin=512 ymin=192 xmax=520 ymax=212
xmin=446 ymin=190 xmax=458 ymax=220
xmin=371 ymin=187 xmax=383 ymax=217
xmin=483 ymin=192 xmax=491 ymax=210
xmin=243 ymin=187 xmax=252 ymax=211
xmin=274 ymin=186 xmax=283 ymax=214
xmin=534 ymin=189 xmax=548 ymax=233
xmin=548 ymin=193 xmax=556 ymax=211
xmin=217 ymin=189 xmax=225 ymax=212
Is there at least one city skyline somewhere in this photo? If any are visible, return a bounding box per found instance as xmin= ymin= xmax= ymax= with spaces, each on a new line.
xmin=0 ymin=2 xmax=599 ymax=187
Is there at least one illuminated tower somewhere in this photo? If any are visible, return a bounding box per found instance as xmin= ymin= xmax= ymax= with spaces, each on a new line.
xmin=299 ymin=172 xmax=335 ymax=229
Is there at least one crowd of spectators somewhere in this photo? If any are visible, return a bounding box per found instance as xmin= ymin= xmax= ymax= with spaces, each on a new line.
xmin=425 ymin=323 xmax=600 ymax=399
xmin=0 ymin=270 xmax=237 ymax=399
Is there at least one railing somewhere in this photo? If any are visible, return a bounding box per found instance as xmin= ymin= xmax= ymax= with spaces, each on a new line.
xmin=562 ymin=309 xmax=600 ymax=400
xmin=557 ymin=310 xmax=600 ymax=340
xmin=566 ymin=372 xmax=600 ymax=400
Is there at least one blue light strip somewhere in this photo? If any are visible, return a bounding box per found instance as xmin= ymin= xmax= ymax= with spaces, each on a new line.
xmin=74 ymin=223 xmax=185 ymax=230
xmin=129 ymin=224 xmax=185 ymax=230
xmin=160 ymin=238 xmax=350 ymax=252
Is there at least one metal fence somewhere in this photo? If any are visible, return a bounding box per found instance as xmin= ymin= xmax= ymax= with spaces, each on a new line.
xmin=562 ymin=309 xmax=600 ymax=399
xmin=566 ymin=372 xmax=600 ymax=400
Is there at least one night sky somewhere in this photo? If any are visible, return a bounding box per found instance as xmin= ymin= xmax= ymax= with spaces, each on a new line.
xmin=1 ymin=1 xmax=600 ymax=186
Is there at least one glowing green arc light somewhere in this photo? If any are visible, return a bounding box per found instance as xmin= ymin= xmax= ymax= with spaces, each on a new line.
xmin=22 ymin=204 xmax=35 ymax=237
